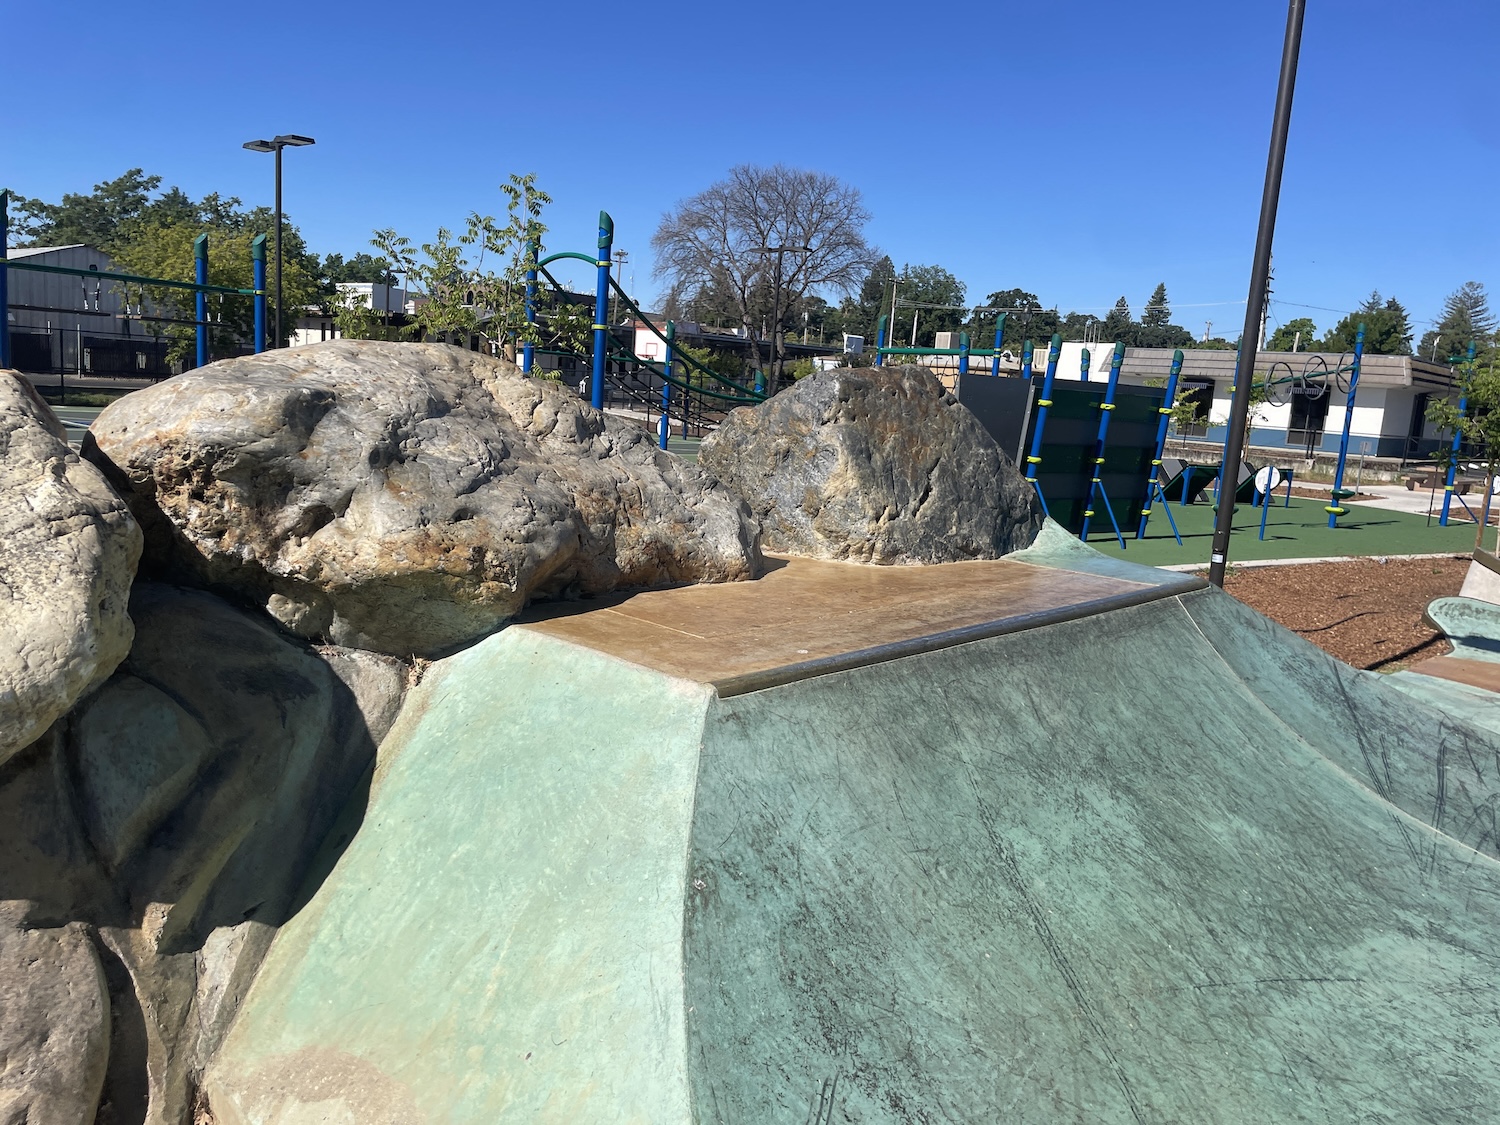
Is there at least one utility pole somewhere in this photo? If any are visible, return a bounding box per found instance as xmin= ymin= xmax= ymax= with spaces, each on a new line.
xmin=1209 ymin=0 xmax=1305 ymax=588
xmin=1204 ymin=320 xmax=1213 ymax=343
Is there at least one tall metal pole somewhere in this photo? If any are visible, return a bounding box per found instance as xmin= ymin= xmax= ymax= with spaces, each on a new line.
xmin=1207 ymin=0 xmax=1306 ymax=587
xmin=274 ymin=143 xmax=283 ymax=348
xmin=194 ymin=234 xmax=209 ymax=368
xmin=251 ymin=235 xmax=267 ymax=354
xmin=591 ymin=212 xmax=613 ymax=411
xmin=0 ymin=190 xmax=10 ymax=370
xmin=1440 ymin=341 xmax=1478 ymax=527
xmin=522 ymin=239 xmax=537 ymax=375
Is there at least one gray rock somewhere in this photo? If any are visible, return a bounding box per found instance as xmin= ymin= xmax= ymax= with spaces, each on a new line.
xmin=698 ymin=365 xmax=1044 ymax=564
xmin=61 ymin=584 xmax=401 ymax=1124
xmin=0 ymin=372 xmax=141 ymax=764
xmin=0 ymin=903 xmax=111 ymax=1125
xmin=86 ymin=341 xmax=760 ymax=657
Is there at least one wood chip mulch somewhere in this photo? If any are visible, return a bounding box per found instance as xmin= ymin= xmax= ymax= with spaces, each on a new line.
xmin=1216 ymin=556 xmax=1469 ymax=671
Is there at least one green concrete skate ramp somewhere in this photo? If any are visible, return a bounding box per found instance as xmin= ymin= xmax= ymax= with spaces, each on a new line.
xmin=209 ymin=552 xmax=1500 ymax=1122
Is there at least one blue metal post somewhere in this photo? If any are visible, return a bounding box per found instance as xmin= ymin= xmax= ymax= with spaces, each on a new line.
xmin=1042 ymin=333 xmax=1060 ymax=388
xmin=1327 ymin=323 xmax=1366 ymax=528
xmin=958 ymin=331 xmax=970 ymax=376
xmin=591 ymin=213 xmax=612 ymax=411
xmin=660 ymin=320 xmax=674 ymax=450
xmin=0 ymin=190 xmax=10 ymax=370
xmin=1441 ymin=340 xmax=1478 ymax=526
xmin=1023 ymin=341 xmax=1060 ymax=517
xmin=990 ymin=313 xmax=1006 ymax=376
xmin=1080 ymin=346 xmax=1092 ymax=382
xmin=251 ymin=235 xmax=267 ymax=354
xmin=1020 ymin=339 xmax=1034 ymax=381
xmin=522 ymin=238 xmax=537 ymax=375
xmin=874 ymin=314 xmax=887 ymax=367
xmin=1138 ymin=349 xmax=1183 ymax=538
xmin=194 ymin=234 xmax=208 ymax=368
xmin=1081 ymin=341 xmax=1127 ymax=545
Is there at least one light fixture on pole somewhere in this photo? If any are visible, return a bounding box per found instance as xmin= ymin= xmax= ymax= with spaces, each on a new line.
xmin=242 ymin=134 xmax=316 ymax=349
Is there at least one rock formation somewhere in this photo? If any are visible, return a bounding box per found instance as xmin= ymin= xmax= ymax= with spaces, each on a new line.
xmin=86 ymin=341 xmax=760 ymax=657
xmin=0 ymin=372 xmax=141 ymax=763
xmin=698 ymin=365 xmax=1043 ymax=564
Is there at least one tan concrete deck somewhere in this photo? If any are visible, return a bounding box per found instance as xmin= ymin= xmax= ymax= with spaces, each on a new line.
xmin=517 ymin=555 xmax=1198 ymax=696
xmin=1407 ymin=654 xmax=1500 ymax=694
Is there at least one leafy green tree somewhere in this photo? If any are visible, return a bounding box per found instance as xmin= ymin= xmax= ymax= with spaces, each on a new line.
xmin=322 ymin=252 xmax=394 ymax=286
xmin=115 ymin=222 xmax=320 ymax=363
xmin=972 ymin=288 xmax=1058 ymax=350
xmin=1426 ymin=352 xmax=1500 ymax=549
xmin=1420 ymin=281 xmax=1496 ymax=364
xmin=892 ymin=263 xmax=965 ymax=346
xmin=1322 ymin=292 xmax=1412 ymax=355
xmin=371 ymin=173 xmax=562 ymax=361
xmin=1265 ymin=317 xmax=1318 ymax=352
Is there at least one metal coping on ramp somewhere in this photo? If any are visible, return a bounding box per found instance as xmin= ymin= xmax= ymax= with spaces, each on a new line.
xmin=518 ymin=554 xmax=1207 ymax=696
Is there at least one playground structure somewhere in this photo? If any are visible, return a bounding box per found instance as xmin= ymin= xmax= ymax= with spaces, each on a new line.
xmin=520 ymin=211 xmax=768 ymax=449
xmin=0 ymin=192 xmax=268 ymax=379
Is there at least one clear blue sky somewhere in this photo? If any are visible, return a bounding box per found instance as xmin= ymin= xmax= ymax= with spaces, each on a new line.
xmin=7 ymin=0 xmax=1497 ymax=344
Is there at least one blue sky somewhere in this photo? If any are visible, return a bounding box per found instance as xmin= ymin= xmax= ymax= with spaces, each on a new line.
xmin=7 ymin=0 xmax=1497 ymax=344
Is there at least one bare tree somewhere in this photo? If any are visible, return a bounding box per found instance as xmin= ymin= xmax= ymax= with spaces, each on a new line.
xmin=652 ymin=165 xmax=874 ymax=386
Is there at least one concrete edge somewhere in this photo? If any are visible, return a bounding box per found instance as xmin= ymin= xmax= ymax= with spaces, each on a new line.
xmin=711 ymin=575 xmax=1208 ymax=698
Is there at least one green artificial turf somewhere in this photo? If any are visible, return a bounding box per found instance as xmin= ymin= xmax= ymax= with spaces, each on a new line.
xmin=1081 ymin=494 xmax=1482 ymax=567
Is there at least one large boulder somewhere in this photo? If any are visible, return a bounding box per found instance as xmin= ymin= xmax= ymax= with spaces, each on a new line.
xmin=85 ymin=341 xmax=760 ymax=657
xmin=699 ymin=365 xmax=1043 ymax=563
xmin=0 ymin=372 xmax=141 ymax=764
xmin=0 ymin=584 xmax=404 ymax=1125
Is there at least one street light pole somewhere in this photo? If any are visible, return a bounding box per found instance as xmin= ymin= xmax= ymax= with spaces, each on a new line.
xmin=243 ymin=134 xmax=315 ymax=348
xmin=1207 ymin=0 xmax=1305 ymax=588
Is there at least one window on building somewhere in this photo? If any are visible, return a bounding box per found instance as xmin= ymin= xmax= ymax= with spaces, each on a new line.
xmin=1178 ymin=382 xmax=1214 ymax=437
xmin=1287 ymin=388 xmax=1331 ymax=449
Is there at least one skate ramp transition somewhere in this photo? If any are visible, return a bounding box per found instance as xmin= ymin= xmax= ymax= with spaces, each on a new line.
xmin=207 ymin=525 xmax=1500 ymax=1123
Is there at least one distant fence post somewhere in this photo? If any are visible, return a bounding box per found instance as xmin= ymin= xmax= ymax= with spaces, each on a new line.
xmin=251 ymin=235 xmax=267 ymax=354
xmin=874 ymin=314 xmax=887 ymax=366
xmin=194 ymin=234 xmax=209 ymax=368
xmin=591 ymin=213 xmax=613 ymax=410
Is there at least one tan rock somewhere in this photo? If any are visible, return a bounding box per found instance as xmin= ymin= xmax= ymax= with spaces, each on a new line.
xmin=86 ymin=341 xmax=759 ymax=657
xmin=0 ymin=372 xmax=141 ymax=763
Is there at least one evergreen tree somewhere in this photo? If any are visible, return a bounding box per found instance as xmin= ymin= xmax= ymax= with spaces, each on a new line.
xmin=1322 ymin=291 xmax=1413 ymax=355
xmin=829 ymin=255 xmax=895 ymax=344
xmin=1141 ymin=283 xmax=1171 ymax=328
xmin=1419 ymin=281 xmax=1496 ymax=363
xmin=1103 ymin=296 xmax=1133 ymax=344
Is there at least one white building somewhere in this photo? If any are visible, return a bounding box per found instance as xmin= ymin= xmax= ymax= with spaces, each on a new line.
xmin=290 ymin=282 xmax=410 ymax=348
